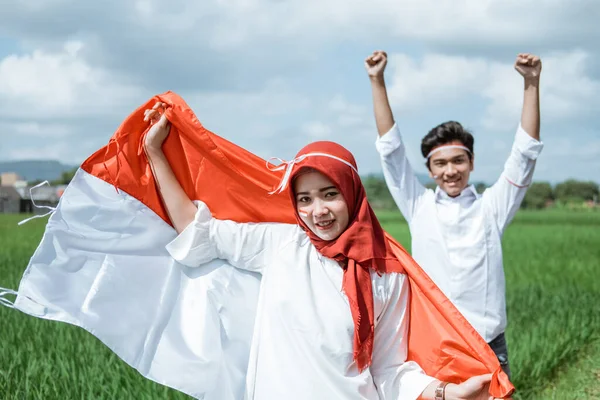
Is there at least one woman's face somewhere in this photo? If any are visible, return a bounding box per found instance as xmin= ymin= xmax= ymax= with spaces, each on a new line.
xmin=293 ymin=171 xmax=350 ymax=241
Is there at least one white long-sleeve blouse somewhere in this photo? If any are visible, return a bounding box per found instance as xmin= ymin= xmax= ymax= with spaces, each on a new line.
xmin=166 ymin=201 xmax=435 ymax=400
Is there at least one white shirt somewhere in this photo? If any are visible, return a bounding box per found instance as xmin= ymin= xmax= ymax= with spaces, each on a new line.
xmin=376 ymin=124 xmax=543 ymax=342
xmin=166 ymin=201 xmax=435 ymax=400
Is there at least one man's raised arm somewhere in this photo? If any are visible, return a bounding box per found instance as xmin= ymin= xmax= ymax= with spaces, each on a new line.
xmin=516 ymin=53 xmax=541 ymax=140
xmin=366 ymin=51 xmax=395 ymax=136
xmin=487 ymin=53 xmax=544 ymax=231
xmin=366 ymin=51 xmax=428 ymax=223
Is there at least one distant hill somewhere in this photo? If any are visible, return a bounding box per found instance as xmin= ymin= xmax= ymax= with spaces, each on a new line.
xmin=0 ymin=160 xmax=78 ymax=182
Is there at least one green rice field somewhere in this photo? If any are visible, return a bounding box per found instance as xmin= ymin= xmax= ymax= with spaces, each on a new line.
xmin=1 ymin=210 xmax=599 ymax=399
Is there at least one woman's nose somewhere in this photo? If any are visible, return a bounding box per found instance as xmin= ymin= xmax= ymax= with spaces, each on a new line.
xmin=313 ymin=199 xmax=329 ymax=216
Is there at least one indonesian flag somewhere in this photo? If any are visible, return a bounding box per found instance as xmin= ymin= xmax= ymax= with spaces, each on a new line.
xmin=8 ymin=92 xmax=514 ymax=399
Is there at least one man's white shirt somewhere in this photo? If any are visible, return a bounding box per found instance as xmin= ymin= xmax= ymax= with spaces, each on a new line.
xmin=376 ymin=124 xmax=543 ymax=342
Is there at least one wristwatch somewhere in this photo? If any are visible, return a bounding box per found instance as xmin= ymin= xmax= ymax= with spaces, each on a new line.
xmin=434 ymin=381 xmax=449 ymax=400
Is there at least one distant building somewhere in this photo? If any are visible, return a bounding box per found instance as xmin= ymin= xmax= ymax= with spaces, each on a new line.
xmin=14 ymin=180 xmax=29 ymax=188
xmin=0 ymin=183 xmax=60 ymax=214
xmin=0 ymin=186 xmax=22 ymax=213
xmin=0 ymin=172 xmax=23 ymax=186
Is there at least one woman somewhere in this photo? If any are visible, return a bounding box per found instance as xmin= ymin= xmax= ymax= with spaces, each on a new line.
xmin=143 ymin=101 xmax=499 ymax=400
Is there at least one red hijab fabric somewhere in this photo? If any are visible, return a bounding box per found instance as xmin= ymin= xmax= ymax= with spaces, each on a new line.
xmin=282 ymin=141 xmax=405 ymax=371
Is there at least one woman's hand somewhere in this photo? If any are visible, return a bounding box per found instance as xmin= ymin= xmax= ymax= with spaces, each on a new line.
xmin=445 ymin=373 xmax=510 ymax=400
xmin=143 ymin=102 xmax=171 ymax=153
xmin=140 ymin=100 xmax=197 ymax=233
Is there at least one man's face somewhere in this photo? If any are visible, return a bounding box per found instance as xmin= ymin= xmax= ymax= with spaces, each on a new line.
xmin=428 ymin=140 xmax=474 ymax=197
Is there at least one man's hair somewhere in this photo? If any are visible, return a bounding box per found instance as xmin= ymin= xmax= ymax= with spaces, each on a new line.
xmin=421 ymin=121 xmax=474 ymax=169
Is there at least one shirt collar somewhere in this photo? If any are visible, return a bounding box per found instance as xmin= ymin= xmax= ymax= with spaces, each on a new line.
xmin=435 ymin=184 xmax=479 ymax=201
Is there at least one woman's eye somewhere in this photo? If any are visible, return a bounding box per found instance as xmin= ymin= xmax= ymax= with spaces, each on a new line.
xmin=297 ymin=196 xmax=311 ymax=203
xmin=324 ymin=191 xmax=339 ymax=198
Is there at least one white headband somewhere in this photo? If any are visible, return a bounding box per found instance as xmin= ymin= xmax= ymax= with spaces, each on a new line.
xmin=426 ymin=145 xmax=471 ymax=159
xmin=266 ymin=152 xmax=358 ymax=194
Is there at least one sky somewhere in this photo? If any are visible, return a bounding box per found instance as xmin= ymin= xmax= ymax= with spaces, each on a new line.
xmin=0 ymin=0 xmax=598 ymax=184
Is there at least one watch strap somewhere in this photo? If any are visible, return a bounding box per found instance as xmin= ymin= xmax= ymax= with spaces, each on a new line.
xmin=434 ymin=381 xmax=449 ymax=400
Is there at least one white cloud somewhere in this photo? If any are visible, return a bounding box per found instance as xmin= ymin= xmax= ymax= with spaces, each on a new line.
xmin=482 ymin=50 xmax=600 ymax=129
xmin=386 ymin=53 xmax=489 ymax=111
xmin=302 ymin=122 xmax=333 ymax=138
xmin=179 ymin=78 xmax=311 ymax=155
xmin=0 ymin=117 xmax=112 ymax=164
xmin=282 ymin=95 xmax=386 ymax=174
xmin=0 ymin=43 xmax=312 ymax=163
xmin=0 ymin=121 xmax=72 ymax=138
xmin=4 ymin=1 xmax=598 ymax=59
xmin=545 ymin=135 xmax=600 ymax=160
xmin=384 ymin=50 xmax=600 ymax=130
xmin=154 ymin=0 xmax=599 ymax=51
xmin=7 ymin=145 xmax=64 ymax=160
xmin=1 ymin=1 xmax=597 ymax=118
xmin=185 ymin=78 xmax=309 ymax=120
xmin=0 ymin=75 xmax=312 ymax=164
xmin=327 ymin=95 xmax=371 ymax=129
xmin=0 ymin=41 xmax=145 ymax=119
xmin=0 ymin=0 xmax=598 ymax=184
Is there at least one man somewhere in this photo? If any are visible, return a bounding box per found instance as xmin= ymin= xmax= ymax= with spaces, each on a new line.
xmin=366 ymin=50 xmax=543 ymax=377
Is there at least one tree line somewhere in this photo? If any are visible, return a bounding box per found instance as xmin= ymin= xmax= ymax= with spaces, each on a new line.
xmin=362 ymin=175 xmax=599 ymax=210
